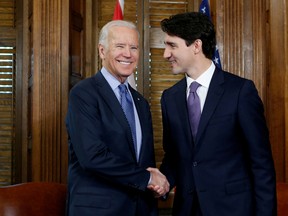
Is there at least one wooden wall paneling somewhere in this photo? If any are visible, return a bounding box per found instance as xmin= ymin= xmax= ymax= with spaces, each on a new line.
xmin=32 ymin=0 xmax=42 ymax=181
xmin=0 ymin=0 xmax=16 ymax=186
xmin=91 ymin=0 xmax=99 ymax=75
xmin=0 ymin=30 xmax=15 ymax=47
xmin=15 ymin=0 xmax=29 ymax=183
xmin=27 ymin=0 xmax=33 ymax=181
xmin=136 ymin=0 xmax=145 ymax=94
xmin=267 ymin=0 xmax=287 ymax=182
xmin=250 ymin=0 xmax=267 ymax=102
xmin=147 ymin=1 xmax=188 ymax=166
xmin=216 ymin=0 xmax=267 ymax=99
xmin=32 ymin=0 xmax=69 ymax=182
xmin=0 ymin=46 xmax=16 ymax=185
xmin=242 ymin=0 xmax=253 ymax=81
xmin=97 ymin=0 xmax=116 ymax=29
xmin=285 ymin=0 xmax=288 ymax=182
xmin=216 ymin=0 xmax=268 ymax=115
xmin=97 ymin=0 xmax=138 ymax=32
xmin=60 ymin=0 xmax=69 ymax=184
xmin=70 ymin=0 xmax=85 ymax=87
xmin=221 ymin=0 xmax=244 ymax=77
xmin=84 ymin=0 xmax=93 ymax=78
xmin=213 ymin=0 xmax=224 ymax=71
xmin=142 ymin=0 xmax=150 ymax=99
xmin=0 ymin=0 xmax=15 ymax=28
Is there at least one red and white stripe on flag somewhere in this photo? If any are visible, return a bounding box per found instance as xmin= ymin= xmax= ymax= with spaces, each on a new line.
xmin=112 ymin=0 xmax=137 ymax=89
xmin=113 ymin=0 xmax=124 ymax=20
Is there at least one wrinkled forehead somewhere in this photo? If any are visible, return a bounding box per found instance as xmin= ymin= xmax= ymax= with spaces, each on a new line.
xmin=108 ymin=26 xmax=139 ymax=45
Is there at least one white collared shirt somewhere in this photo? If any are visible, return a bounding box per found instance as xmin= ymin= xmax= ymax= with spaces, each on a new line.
xmin=186 ymin=62 xmax=215 ymax=112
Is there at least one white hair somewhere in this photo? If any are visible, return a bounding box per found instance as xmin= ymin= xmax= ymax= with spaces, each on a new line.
xmin=98 ymin=20 xmax=139 ymax=48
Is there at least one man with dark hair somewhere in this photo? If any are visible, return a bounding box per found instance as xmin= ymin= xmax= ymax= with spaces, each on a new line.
xmin=159 ymin=12 xmax=276 ymax=216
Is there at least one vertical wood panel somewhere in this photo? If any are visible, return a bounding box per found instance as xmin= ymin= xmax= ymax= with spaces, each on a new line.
xmin=61 ymin=0 xmax=69 ymax=184
xmin=251 ymin=0 xmax=267 ymax=102
xmin=218 ymin=0 xmax=267 ymax=100
xmin=70 ymin=0 xmax=85 ymax=86
xmin=268 ymin=0 xmax=287 ymax=182
xmin=31 ymin=0 xmax=41 ymax=181
xmin=32 ymin=0 xmax=69 ymax=182
xmin=222 ymin=0 xmax=244 ymax=77
xmin=15 ymin=0 xmax=29 ymax=183
xmin=285 ymin=0 xmax=288 ymax=182
xmin=0 ymin=0 xmax=16 ymax=186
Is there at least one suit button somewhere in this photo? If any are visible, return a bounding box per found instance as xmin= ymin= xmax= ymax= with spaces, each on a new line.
xmin=193 ymin=161 xmax=198 ymax=167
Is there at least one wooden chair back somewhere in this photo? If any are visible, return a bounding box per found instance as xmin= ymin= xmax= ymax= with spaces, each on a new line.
xmin=0 ymin=182 xmax=67 ymax=216
xmin=277 ymin=182 xmax=288 ymax=216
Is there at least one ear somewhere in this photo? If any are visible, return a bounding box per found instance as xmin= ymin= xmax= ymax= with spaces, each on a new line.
xmin=98 ymin=44 xmax=105 ymax=59
xmin=193 ymin=39 xmax=202 ymax=54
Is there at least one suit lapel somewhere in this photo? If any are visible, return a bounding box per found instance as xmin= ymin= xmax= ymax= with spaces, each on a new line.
xmin=172 ymin=79 xmax=194 ymax=149
xmin=195 ymin=68 xmax=224 ymax=144
xmin=175 ymin=79 xmax=192 ymax=136
xmin=129 ymin=87 xmax=145 ymax=161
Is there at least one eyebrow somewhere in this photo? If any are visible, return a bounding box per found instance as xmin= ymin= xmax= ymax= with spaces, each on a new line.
xmin=164 ymin=41 xmax=176 ymax=47
xmin=114 ymin=42 xmax=138 ymax=47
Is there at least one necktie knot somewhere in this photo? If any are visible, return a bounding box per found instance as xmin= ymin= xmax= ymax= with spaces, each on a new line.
xmin=119 ymin=84 xmax=132 ymax=103
xmin=189 ymin=81 xmax=201 ymax=93
xmin=119 ymin=83 xmax=126 ymax=93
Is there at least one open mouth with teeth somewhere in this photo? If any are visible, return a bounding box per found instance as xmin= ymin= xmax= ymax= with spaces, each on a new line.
xmin=117 ymin=60 xmax=132 ymax=65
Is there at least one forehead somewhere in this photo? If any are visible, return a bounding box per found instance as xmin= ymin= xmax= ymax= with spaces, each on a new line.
xmin=164 ymin=34 xmax=186 ymax=45
xmin=109 ymin=26 xmax=138 ymax=41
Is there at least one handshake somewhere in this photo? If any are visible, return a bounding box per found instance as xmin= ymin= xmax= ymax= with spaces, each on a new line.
xmin=146 ymin=167 xmax=170 ymax=198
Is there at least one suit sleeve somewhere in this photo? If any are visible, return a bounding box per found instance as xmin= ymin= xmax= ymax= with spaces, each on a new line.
xmin=238 ymin=80 xmax=277 ymax=216
xmin=159 ymin=90 xmax=176 ymax=191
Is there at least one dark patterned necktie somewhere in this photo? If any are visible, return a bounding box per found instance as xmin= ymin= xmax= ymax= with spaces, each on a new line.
xmin=187 ymin=82 xmax=201 ymax=139
xmin=119 ymin=84 xmax=137 ymax=158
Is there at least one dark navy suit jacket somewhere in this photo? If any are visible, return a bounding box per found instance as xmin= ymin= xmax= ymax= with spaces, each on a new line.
xmin=66 ymin=71 xmax=157 ymax=216
xmin=160 ymin=68 xmax=277 ymax=216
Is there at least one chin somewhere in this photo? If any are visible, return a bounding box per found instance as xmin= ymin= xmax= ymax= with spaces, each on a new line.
xmin=172 ymin=70 xmax=182 ymax=75
xmin=121 ymin=72 xmax=133 ymax=77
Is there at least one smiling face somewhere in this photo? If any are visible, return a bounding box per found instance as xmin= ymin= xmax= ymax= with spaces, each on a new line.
xmin=98 ymin=26 xmax=139 ymax=83
xmin=163 ymin=33 xmax=196 ymax=75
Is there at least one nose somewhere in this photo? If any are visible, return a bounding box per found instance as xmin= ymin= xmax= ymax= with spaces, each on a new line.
xmin=123 ymin=47 xmax=132 ymax=57
xmin=163 ymin=48 xmax=171 ymax=59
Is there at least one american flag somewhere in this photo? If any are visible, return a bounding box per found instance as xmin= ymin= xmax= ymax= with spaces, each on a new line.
xmin=199 ymin=0 xmax=222 ymax=70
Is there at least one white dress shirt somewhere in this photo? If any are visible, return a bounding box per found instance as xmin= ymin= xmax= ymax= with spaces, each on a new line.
xmin=186 ymin=62 xmax=215 ymax=112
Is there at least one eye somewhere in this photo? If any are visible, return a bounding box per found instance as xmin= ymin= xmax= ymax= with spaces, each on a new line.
xmin=170 ymin=43 xmax=176 ymax=48
xmin=116 ymin=45 xmax=124 ymax=49
xmin=130 ymin=46 xmax=138 ymax=51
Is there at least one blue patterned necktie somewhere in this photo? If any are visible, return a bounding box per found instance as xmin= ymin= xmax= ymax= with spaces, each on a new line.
xmin=187 ymin=82 xmax=201 ymax=139
xmin=118 ymin=84 xmax=137 ymax=158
